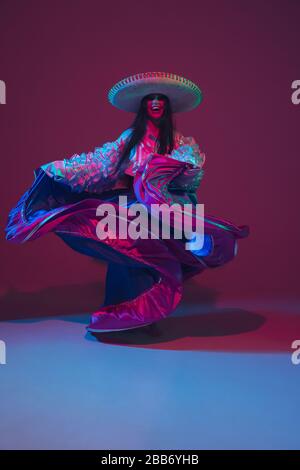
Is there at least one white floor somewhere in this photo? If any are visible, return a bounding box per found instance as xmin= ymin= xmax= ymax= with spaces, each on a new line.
xmin=0 ymin=297 xmax=300 ymax=450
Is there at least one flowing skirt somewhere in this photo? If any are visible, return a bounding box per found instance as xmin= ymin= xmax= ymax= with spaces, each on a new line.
xmin=5 ymin=169 xmax=249 ymax=331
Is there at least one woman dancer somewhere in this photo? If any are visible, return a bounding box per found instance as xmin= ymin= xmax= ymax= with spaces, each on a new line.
xmin=5 ymin=72 xmax=249 ymax=333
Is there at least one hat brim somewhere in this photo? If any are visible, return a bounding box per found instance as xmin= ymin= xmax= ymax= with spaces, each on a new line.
xmin=108 ymin=72 xmax=203 ymax=113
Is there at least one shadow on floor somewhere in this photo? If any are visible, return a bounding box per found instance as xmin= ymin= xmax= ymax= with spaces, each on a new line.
xmin=89 ymin=308 xmax=266 ymax=350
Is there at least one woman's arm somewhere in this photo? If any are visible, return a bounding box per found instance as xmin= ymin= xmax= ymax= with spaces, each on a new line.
xmin=166 ymin=134 xmax=206 ymax=192
xmin=171 ymin=133 xmax=205 ymax=167
xmin=39 ymin=128 xmax=133 ymax=193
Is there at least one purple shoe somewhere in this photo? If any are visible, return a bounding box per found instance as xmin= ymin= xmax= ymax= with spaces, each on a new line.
xmin=87 ymin=313 xmax=154 ymax=333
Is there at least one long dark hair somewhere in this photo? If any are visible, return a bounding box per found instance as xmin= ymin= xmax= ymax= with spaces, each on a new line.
xmin=116 ymin=93 xmax=175 ymax=173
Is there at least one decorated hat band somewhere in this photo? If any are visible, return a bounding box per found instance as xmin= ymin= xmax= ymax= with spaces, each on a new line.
xmin=108 ymin=71 xmax=203 ymax=113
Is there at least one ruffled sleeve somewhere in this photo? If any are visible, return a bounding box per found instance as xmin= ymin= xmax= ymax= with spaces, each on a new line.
xmin=166 ymin=133 xmax=206 ymax=192
xmin=40 ymin=128 xmax=133 ymax=193
xmin=171 ymin=133 xmax=205 ymax=167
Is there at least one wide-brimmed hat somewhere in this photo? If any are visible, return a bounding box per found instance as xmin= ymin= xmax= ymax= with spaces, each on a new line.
xmin=108 ymin=71 xmax=202 ymax=113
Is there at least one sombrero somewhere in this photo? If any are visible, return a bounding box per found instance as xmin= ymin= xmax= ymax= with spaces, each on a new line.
xmin=108 ymin=72 xmax=202 ymax=113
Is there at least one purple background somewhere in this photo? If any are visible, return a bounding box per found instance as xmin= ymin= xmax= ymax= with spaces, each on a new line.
xmin=1 ymin=0 xmax=300 ymax=319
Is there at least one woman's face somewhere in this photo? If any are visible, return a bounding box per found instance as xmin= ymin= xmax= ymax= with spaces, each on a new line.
xmin=146 ymin=94 xmax=166 ymax=119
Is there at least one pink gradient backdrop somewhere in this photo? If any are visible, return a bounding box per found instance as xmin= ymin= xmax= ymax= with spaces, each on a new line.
xmin=1 ymin=0 xmax=299 ymax=317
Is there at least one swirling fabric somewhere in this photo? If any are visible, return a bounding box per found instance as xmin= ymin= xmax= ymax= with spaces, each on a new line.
xmin=5 ymin=129 xmax=249 ymax=332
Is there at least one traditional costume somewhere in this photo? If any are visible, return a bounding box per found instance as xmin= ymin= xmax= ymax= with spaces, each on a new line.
xmin=5 ymin=72 xmax=249 ymax=332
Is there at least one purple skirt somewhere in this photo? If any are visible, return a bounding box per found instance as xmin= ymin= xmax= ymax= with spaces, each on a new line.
xmin=5 ymin=169 xmax=249 ymax=332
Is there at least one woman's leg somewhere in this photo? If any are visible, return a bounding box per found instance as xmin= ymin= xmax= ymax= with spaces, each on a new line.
xmin=102 ymin=262 xmax=160 ymax=306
